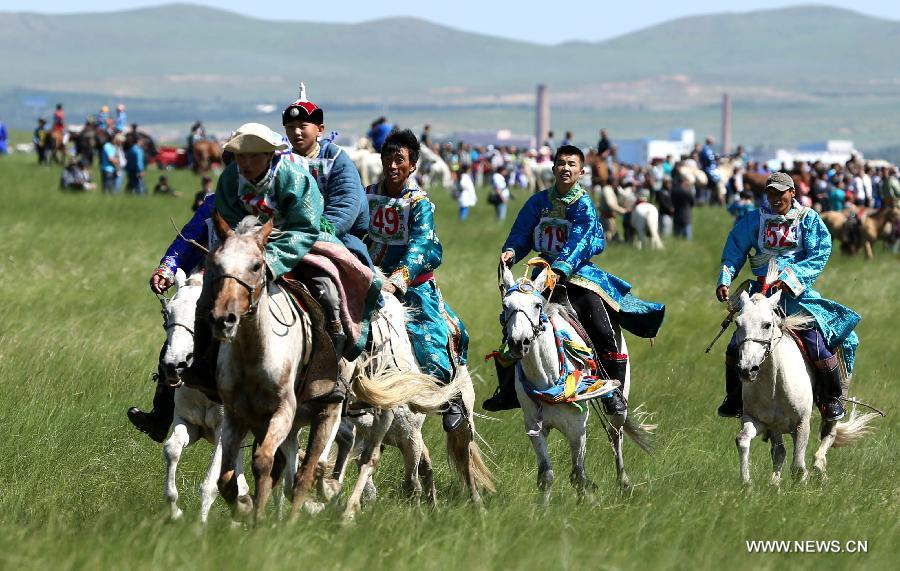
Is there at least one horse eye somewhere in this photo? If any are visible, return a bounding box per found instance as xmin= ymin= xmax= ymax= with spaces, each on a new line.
xmin=762 ymin=322 xmax=771 ymax=329
xmin=251 ymin=262 xmax=262 ymax=273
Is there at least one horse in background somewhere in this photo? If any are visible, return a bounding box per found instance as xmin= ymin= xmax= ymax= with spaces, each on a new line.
xmin=192 ymin=139 xmax=222 ymax=174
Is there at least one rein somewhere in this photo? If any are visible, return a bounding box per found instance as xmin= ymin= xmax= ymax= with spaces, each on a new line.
xmin=736 ymin=315 xmax=784 ymax=377
xmin=212 ymin=272 xmax=263 ymax=316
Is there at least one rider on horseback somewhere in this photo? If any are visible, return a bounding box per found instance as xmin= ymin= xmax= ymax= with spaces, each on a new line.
xmin=363 ymin=129 xmax=470 ymax=432
xmin=484 ymin=145 xmax=665 ymax=414
xmin=716 ymin=172 xmax=860 ymax=422
xmin=128 ymin=123 xmax=378 ymax=442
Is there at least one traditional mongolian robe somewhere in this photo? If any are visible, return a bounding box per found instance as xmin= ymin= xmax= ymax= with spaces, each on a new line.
xmin=718 ymin=199 xmax=860 ymax=372
xmin=364 ymin=181 xmax=469 ymax=383
xmin=503 ymin=183 xmax=665 ymax=338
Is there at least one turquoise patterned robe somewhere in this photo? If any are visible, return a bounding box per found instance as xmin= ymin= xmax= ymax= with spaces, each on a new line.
xmin=503 ymin=184 xmax=665 ymax=338
xmin=718 ymin=200 xmax=860 ymax=372
xmin=364 ymin=181 xmax=469 ymax=382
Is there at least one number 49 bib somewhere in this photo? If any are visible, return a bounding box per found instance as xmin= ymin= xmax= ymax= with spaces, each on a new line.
xmin=367 ymin=194 xmax=411 ymax=245
xmin=533 ymin=217 xmax=571 ymax=257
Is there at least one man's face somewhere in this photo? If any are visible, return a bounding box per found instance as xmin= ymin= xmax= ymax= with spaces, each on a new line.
xmin=765 ymin=187 xmax=794 ymax=215
xmin=382 ymin=148 xmax=415 ymax=186
xmin=284 ymin=121 xmax=324 ymax=155
xmin=553 ymin=153 xmax=583 ymax=187
xmin=235 ymin=152 xmax=272 ymax=181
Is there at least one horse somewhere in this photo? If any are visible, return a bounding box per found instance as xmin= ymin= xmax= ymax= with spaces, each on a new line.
xmin=344 ymin=139 xmax=383 ymax=187
xmin=192 ymin=140 xmax=222 ymax=174
xmin=630 ymin=200 xmax=664 ymax=250
xmin=342 ymin=293 xmax=494 ymax=519
xmin=46 ymin=129 xmax=67 ymax=165
xmin=840 ymin=207 xmax=898 ymax=259
xmin=417 ymin=145 xmax=453 ymax=189
xmin=155 ymin=269 xmax=249 ymax=523
xmin=730 ymin=268 xmax=878 ymax=485
xmin=499 ymin=263 xmax=654 ymax=504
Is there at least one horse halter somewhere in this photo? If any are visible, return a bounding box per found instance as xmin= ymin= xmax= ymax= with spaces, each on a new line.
xmin=736 ymin=313 xmax=784 ymax=377
xmin=212 ymin=271 xmax=264 ymax=317
xmin=500 ymin=281 xmax=549 ymax=344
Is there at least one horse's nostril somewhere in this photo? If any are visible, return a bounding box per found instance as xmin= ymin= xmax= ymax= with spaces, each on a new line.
xmin=522 ymin=338 xmax=531 ymax=346
xmin=225 ymin=313 xmax=237 ymax=325
xmin=185 ymin=352 xmax=193 ymax=363
xmin=750 ymin=365 xmax=760 ymax=373
xmin=176 ymin=361 xmax=188 ymax=371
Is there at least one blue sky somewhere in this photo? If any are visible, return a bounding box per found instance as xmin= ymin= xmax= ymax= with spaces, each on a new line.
xmin=2 ymin=0 xmax=899 ymax=44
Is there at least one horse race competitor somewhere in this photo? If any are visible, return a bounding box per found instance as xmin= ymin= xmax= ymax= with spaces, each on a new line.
xmin=127 ymin=123 xmax=380 ymax=441
xmin=363 ymin=129 xmax=470 ymax=432
xmin=281 ymin=84 xmax=372 ymax=270
xmin=715 ymin=172 xmax=861 ymax=422
xmin=485 ymin=145 xmax=665 ymax=415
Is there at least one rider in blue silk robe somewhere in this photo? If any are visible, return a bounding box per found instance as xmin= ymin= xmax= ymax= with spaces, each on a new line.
xmin=363 ymin=129 xmax=468 ymax=432
xmin=716 ymin=172 xmax=859 ymax=421
xmin=485 ymin=145 xmax=665 ymax=414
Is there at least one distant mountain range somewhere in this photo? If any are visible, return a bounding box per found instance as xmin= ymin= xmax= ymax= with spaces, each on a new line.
xmin=3 ymin=3 xmax=900 ymax=149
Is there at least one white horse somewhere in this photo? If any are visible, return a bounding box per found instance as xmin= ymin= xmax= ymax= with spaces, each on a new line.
xmin=418 ymin=144 xmax=453 ymax=189
xmin=343 ymin=293 xmax=494 ymax=519
xmin=732 ymin=280 xmax=878 ymax=485
xmin=631 ymin=200 xmax=664 ymax=250
xmin=500 ymin=264 xmax=654 ymax=504
xmin=156 ymin=270 xmax=250 ymax=523
xmin=343 ymin=139 xmax=383 ymax=188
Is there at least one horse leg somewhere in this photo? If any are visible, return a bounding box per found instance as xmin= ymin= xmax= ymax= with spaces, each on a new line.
xmin=813 ymin=420 xmax=838 ymax=478
xmin=529 ymin=429 xmax=555 ymax=506
xmin=217 ymin=418 xmax=252 ymax=520
xmin=252 ymin=402 xmax=295 ymax=523
xmin=419 ymin=443 xmax=437 ymax=506
xmin=275 ymin=429 xmax=299 ymax=520
xmin=769 ymin=434 xmax=786 ymax=487
xmin=865 ymin=240 xmax=874 ymax=259
xmin=290 ymin=403 xmax=341 ymax=522
xmin=199 ymin=424 xmax=225 ymax=525
xmin=398 ymin=424 xmax=424 ymax=501
xmin=611 ymin=419 xmax=631 ymax=492
xmin=343 ymin=408 xmax=394 ymax=522
xmin=736 ymin=418 xmax=764 ymax=485
xmin=565 ymin=413 xmax=594 ymax=500
xmin=163 ymin=418 xmax=199 ymax=521
xmin=791 ymin=417 xmax=811 ymax=483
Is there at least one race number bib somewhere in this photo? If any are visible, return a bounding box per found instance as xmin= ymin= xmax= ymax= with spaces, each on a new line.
xmin=367 ymin=194 xmax=411 ymax=245
xmin=533 ymin=217 xmax=571 ymax=257
xmin=758 ymin=211 xmax=803 ymax=255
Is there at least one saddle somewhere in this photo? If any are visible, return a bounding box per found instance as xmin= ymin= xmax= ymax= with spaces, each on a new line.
xmin=278 ymin=276 xmax=342 ymax=403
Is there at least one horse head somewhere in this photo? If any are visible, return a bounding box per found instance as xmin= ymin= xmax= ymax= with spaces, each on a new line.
xmin=159 ymin=270 xmax=204 ymax=387
xmin=206 ymin=212 xmax=273 ymax=342
xmin=499 ymin=263 xmax=550 ymax=359
xmin=733 ymin=289 xmax=783 ymax=382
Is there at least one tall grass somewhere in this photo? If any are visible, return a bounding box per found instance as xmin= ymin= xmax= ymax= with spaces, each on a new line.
xmin=0 ymin=154 xmax=897 ymax=570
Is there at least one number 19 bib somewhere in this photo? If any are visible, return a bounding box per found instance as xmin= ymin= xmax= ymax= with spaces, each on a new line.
xmin=534 ymin=217 xmax=571 ymax=257
xmin=367 ymin=194 xmax=411 ymax=245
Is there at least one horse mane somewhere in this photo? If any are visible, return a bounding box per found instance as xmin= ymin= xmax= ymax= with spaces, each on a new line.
xmin=782 ymin=311 xmax=816 ymax=332
xmin=235 ymin=215 xmax=263 ymax=235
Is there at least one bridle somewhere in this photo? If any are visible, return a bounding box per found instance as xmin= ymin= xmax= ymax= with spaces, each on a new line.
xmin=500 ymin=281 xmax=549 ymax=346
xmin=736 ymin=309 xmax=784 ymax=377
xmin=155 ymin=293 xmax=195 ymax=336
xmin=211 ymin=271 xmax=264 ymax=317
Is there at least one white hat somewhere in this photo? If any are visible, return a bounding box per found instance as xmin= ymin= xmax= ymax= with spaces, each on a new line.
xmin=223 ymin=123 xmax=289 ymax=154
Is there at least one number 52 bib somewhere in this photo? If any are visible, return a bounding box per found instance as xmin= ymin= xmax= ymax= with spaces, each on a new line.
xmin=533 ymin=217 xmax=571 ymax=257
xmin=367 ymin=194 xmax=411 ymax=245
xmin=757 ymin=208 xmax=806 ymax=256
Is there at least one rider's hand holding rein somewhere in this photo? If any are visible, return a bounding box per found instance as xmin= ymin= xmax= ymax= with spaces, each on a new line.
xmin=150 ymin=270 xmax=174 ymax=294
xmin=716 ymin=284 xmax=729 ymax=302
xmin=500 ymin=250 xmax=515 ymax=266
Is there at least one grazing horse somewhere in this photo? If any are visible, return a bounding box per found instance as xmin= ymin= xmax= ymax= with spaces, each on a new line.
xmin=500 ymin=264 xmax=654 ymax=504
xmin=731 ymin=269 xmax=877 ymax=485
xmin=156 ymin=270 xmax=250 ymax=523
xmin=207 ymin=214 xmax=343 ymax=523
xmin=630 ymin=201 xmax=664 ymax=250
xmin=840 ymin=208 xmax=898 ymax=259
xmin=342 ymin=293 xmax=493 ymax=519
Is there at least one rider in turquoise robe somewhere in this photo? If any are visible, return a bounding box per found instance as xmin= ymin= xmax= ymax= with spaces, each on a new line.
xmin=363 ymin=129 xmax=468 ymax=432
xmin=716 ymin=172 xmax=859 ymax=421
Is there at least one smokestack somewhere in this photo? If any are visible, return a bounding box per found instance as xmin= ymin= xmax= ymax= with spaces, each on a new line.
xmin=536 ymin=84 xmax=549 ymax=148
xmin=721 ymin=93 xmax=732 ymax=155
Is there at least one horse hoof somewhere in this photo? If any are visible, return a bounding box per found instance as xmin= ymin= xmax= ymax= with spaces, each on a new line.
xmin=168 ymin=508 xmax=184 ymax=522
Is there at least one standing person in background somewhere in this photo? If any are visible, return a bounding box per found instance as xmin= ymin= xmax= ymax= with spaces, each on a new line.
xmin=491 ymin=165 xmax=511 ymax=221
xmin=75 ymin=117 xmax=97 ymax=166
xmin=561 ymin=130 xmax=573 ymax=146
xmin=727 ymin=190 xmax=755 ymax=225
xmin=113 ymin=133 xmax=127 ymax=193
xmin=0 ymin=119 xmax=8 ymax=156
xmin=115 ymin=104 xmax=127 ymax=133
xmin=657 ymin=177 xmax=675 ymax=237
xmin=190 ymin=175 xmax=211 ymax=207
xmin=34 ymin=118 xmax=48 ymax=164
xmin=420 ymin=124 xmax=433 ymax=150
xmin=544 ymin=131 xmax=556 ymax=152
xmin=124 ymin=134 xmax=146 ymax=195
xmin=671 ymin=164 xmax=695 ymax=239
xmin=699 ymin=136 xmax=724 ymax=205
xmin=367 ymin=116 xmax=393 ymax=153
xmin=97 ymin=105 xmax=110 ymax=132
xmin=52 ymin=103 xmax=65 ymax=135
xmin=98 ymin=130 xmax=119 ymax=193
xmin=455 ymin=164 xmax=477 ymax=221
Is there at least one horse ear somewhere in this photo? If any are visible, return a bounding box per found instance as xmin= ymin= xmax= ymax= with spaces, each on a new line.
xmin=256 ymin=217 xmax=274 ymax=246
xmin=739 ymin=290 xmax=751 ymax=309
xmin=212 ymin=210 xmax=233 ymax=241
xmin=174 ymin=268 xmax=186 ymax=289
xmin=499 ymin=263 xmax=516 ymax=292
xmin=768 ymin=289 xmax=782 ymax=308
xmin=532 ymin=269 xmax=548 ymax=292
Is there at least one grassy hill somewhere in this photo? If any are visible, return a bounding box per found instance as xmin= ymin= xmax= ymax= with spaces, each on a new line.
xmin=2 ymin=3 xmax=900 ymax=148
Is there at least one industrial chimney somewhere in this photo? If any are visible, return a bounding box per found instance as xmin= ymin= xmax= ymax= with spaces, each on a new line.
xmin=536 ymin=84 xmax=549 ymax=149
xmin=721 ymin=93 xmax=732 ymax=155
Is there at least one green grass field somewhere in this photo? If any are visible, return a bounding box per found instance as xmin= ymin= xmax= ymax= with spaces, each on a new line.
xmin=0 ymin=153 xmax=897 ymax=570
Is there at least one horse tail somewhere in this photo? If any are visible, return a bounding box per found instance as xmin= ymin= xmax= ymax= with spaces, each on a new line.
xmin=447 ymin=424 xmax=496 ymax=494
xmin=832 ymin=408 xmax=879 ymax=448
xmin=352 ymin=364 xmax=462 ymax=415
xmin=622 ymin=403 xmax=656 ymax=454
